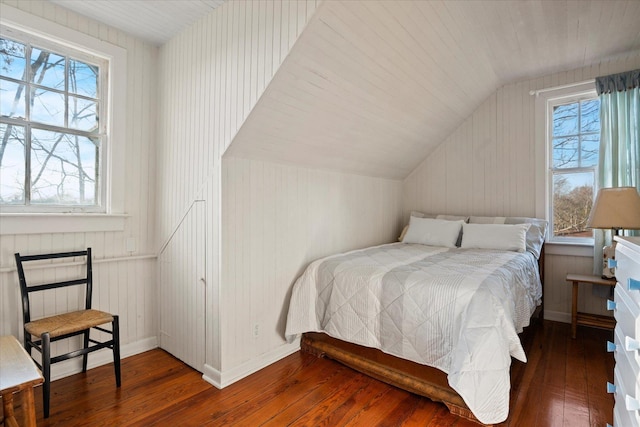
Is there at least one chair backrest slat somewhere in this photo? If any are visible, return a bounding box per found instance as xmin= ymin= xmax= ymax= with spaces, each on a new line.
xmin=27 ymin=278 xmax=88 ymax=293
xmin=15 ymin=248 xmax=93 ymax=325
xmin=18 ymin=250 xmax=87 ymax=262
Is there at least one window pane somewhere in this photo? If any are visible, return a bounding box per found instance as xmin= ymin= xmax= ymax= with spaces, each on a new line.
xmin=553 ymin=103 xmax=578 ymax=137
xmin=0 ymin=38 xmax=26 ymax=80
xmin=580 ymin=134 xmax=599 ymax=167
xmin=0 ymin=78 xmax=26 ymax=118
xmin=31 ymin=48 xmax=65 ymax=91
xmin=552 ymin=136 xmax=579 ymax=168
xmin=68 ymin=96 xmax=98 ymax=132
xmin=553 ymin=172 xmax=594 ymax=238
xmin=0 ymin=123 xmax=26 ymax=204
xmin=581 ymin=99 xmax=600 ymax=133
xmin=30 ymin=129 xmax=97 ymax=205
xmin=30 ymin=87 xmax=65 ymax=126
xmin=1 ymin=28 xmax=107 ymax=210
xmin=69 ymin=59 xmax=97 ymax=98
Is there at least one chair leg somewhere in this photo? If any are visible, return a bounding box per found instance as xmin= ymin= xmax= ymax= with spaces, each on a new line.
xmin=42 ymin=332 xmax=51 ymax=419
xmin=82 ymin=329 xmax=90 ymax=372
xmin=113 ymin=315 xmax=121 ymax=387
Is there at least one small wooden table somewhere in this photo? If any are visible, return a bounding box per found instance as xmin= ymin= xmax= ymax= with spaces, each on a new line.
xmin=566 ymin=274 xmax=616 ymax=339
xmin=0 ymin=335 xmax=43 ymax=427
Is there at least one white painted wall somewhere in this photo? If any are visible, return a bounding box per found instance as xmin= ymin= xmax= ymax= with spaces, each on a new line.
xmin=4 ymin=0 xmax=636 ymax=388
xmin=220 ymin=157 xmax=402 ymax=378
xmin=156 ymin=0 xmax=321 ymax=382
xmin=0 ymin=0 xmax=158 ymax=378
xmin=403 ymin=52 xmax=640 ymax=322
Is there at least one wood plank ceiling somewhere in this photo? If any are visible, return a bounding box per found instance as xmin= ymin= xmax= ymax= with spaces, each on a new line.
xmin=226 ymin=0 xmax=640 ymax=179
xmin=48 ymin=0 xmax=226 ymax=45
xmin=48 ymin=0 xmax=640 ymax=180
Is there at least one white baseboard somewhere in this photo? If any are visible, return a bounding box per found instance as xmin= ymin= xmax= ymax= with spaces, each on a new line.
xmin=544 ymin=310 xmax=571 ymax=324
xmin=203 ymin=339 xmax=301 ymax=389
xmin=49 ymin=336 xmax=158 ymax=381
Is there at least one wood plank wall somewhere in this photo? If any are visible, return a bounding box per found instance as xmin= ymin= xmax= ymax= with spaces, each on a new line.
xmin=0 ymin=0 xmax=158 ymax=379
xmin=156 ymin=0 xmax=321 ymax=378
xmin=403 ymin=52 xmax=640 ymax=321
xmin=221 ymin=158 xmax=402 ymax=374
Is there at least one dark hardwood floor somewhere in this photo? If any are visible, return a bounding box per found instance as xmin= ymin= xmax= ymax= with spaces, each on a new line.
xmin=5 ymin=320 xmax=613 ymax=426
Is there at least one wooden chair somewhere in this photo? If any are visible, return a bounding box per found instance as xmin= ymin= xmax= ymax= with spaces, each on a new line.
xmin=14 ymin=248 xmax=121 ymax=418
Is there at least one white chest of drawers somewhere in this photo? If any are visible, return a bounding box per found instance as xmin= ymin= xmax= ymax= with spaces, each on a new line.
xmin=612 ymin=237 xmax=640 ymax=427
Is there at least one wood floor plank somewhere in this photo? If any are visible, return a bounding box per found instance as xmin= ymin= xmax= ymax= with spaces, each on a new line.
xmin=216 ymin=367 xmax=356 ymax=426
xmin=1 ymin=320 xmax=614 ymax=427
xmin=136 ymin=354 xmax=333 ymax=426
xmin=259 ymin=371 xmax=372 ymax=426
xmin=285 ymin=373 xmax=393 ymax=427
xmin=542 ymin=321 xmax=568 ymax=390
xmin=534 ymin=385 xmax=565 ymax=427
xmin=341 ymin=387 xmax=417 ymax=426
xmin=376 ymin=395 xmax=438 ymax=427
xmin=561 ymin=328 xmax=591 ymax=427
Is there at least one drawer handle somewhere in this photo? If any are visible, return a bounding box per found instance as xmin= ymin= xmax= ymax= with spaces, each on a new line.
xmin=606 ymin=341 xmax=616 ymax=352
xmin=607 ymin=382 xmax=616 ymax=393
xmin=625 ymin=336 xmax=640 ymax=351
xmin=626 ymin=395 xmax=640 ymax=411
xmin=629 ymin=278 xmax=640 ymax=291
xmin=608 ymin=259 xmax=618 ymax=268
xmin=607 ymin=299 xmax=616 ymax=310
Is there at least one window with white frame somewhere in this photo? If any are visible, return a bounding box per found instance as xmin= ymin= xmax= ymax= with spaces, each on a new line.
xmin=547 ymin=89 xmax=600 ymax=244
xmin=1 ymin=27 xmax=108 ymax=211
xmin=0 ymin=6 xmax=127 ymax=234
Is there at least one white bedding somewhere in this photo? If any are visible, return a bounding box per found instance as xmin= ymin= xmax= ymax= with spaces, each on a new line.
xmin=284 ymin=243 xmax=542 ymax=424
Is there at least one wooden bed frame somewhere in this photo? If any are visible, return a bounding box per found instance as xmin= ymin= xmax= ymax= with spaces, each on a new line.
xmin=301 ymin=247 xmax=545 ymax=426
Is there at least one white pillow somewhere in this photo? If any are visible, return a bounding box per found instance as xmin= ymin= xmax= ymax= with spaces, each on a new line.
xmin=505 ymin=217 xmax=548 ymax=259
xmin=402 ymin=217 xmax=464 ymax=248
xmin=461 ymin=223 xmax=531 ymax=252
xmin=469 ymin=216 xmax=507 ymax=224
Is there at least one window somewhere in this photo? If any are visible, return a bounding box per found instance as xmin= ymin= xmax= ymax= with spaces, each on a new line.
xmin=0 ymin=5 xmax=127 ymax=233
xmin=547 ymin=90 xmax=600 ymax=244
xmin=1 ymin=27 xmax=107 ymax=211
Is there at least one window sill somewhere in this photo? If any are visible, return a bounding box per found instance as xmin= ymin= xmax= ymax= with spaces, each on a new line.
xmin=544 ymin=241 xmax=594 ymax=257
xmin=0 ymin=213 xmax=128 ymax=235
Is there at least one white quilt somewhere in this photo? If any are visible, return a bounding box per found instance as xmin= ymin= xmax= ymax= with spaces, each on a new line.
xmin=284 ymin=243 xmax=542 ymax=424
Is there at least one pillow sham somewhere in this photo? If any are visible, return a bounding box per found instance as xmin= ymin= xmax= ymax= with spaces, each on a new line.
xmin=461 ymin=223 xmax=531 ymax=253
xmin=469 ymin=216 xmax=507 ymax=224
xmin=469 ymin=216 xmax=547 ymax=258
xmin=436 ymin=214 xmax=470 ymax=222
xmin=505 ymin=217 xmax=548 ymax=259
xmin=409 ymin=211 xmax=469 ymax=222
xmin=402 ymin=217 xmax=464 ymax=248
xmin=398 ymin=212 xmax=469 ymax=242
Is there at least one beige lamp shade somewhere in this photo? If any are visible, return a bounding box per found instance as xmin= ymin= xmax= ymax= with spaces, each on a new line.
xmin=586 ymin=187 xmax=640 ymax=230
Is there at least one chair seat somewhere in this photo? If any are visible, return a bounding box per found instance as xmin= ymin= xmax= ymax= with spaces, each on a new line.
xmin=25 ymin=309 xmax=114 ymax=339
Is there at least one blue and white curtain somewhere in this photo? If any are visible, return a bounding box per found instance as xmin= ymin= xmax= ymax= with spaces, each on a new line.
xmin=594 ymin=69 xmax=640 ymax=275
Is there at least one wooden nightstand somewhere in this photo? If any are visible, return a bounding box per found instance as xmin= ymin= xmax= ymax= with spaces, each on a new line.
xmin=566 ymin=273 xmax=616 ymax=339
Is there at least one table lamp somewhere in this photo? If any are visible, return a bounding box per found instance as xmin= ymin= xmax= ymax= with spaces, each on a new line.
xmin=586 ymin=187 xmax=640 ymax=279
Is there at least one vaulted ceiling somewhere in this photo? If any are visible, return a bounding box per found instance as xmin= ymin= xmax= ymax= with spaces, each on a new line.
xmin=49 ymin=0 xmax=640 ymax=180
xmin=226 ymin=0 xmax=640 ymax=179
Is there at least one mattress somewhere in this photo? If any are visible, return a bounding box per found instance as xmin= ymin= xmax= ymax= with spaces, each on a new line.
xmin=285 ymin=242 xmax=542 ymax=424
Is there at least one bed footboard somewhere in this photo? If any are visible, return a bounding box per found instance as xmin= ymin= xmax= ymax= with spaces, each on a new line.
xmin=301 ymin=332 xmax=487 ymax=425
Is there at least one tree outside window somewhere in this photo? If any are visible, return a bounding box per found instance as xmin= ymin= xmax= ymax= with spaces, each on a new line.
xmin=1 ymin=33 xmax=104 ymax=210
xmin=550 ymin=97 xmax=600 ymax=241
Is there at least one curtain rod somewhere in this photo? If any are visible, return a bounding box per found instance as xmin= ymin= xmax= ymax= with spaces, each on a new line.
xmin=529 ymin=79 xmax=594 ymax=97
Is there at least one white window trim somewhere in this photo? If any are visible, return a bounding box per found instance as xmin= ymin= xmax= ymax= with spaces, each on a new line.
xmin=0 ymin=4 xmax=127 ymax=234
xmin=534 ymin=80 xmax=598 ymax=255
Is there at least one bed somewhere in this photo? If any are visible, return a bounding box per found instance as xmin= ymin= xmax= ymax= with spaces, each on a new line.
xmin=285 ymin=215 xmax=546 ymax=425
